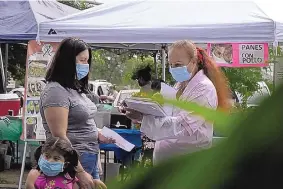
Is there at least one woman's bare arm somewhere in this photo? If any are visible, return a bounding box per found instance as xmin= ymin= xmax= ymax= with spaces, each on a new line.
xmin=44 ymin=107 xmax=87 ymax=170
xmin=44 ymin=107 xmax=94 ymax=189
xmin=73 ymin=183 xmax=79 ymax=189
xmin=44 ymin=107 xmax=69 ymax=138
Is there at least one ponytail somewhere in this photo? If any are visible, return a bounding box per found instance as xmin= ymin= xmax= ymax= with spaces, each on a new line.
xmin=197 ymin=47 xmax=231 ymax=112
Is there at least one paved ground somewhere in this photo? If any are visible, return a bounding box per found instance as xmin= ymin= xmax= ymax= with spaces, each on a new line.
xmin=0 ymin=168 xmax=28 ymax=188
xmin=0 ymin=184 xmax=25 ymax=189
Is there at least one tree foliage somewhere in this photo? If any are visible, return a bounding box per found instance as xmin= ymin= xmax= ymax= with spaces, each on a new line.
xmin=91 ymin=47 xmax=264 ymax=100
xmin=129 ymin=55 xmax=174 ymax=84
xmin=1 ymin=44 xmax=27 ymax=86
xmin=58 ymin=0 xmax=94 ymax=10
xmin=223 ymin=67 xmax=263 ymax=97
xmin=91 ymin=49 xmax=131 ymax=85
xmin=90 ymin=49 xmax=175 ymax=88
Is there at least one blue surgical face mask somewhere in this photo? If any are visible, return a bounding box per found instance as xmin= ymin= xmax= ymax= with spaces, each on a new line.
xmin=38 ymin=155 xmax=64 ymax=177
xmin=169 ymin=66 xmax=191 ymax=82
xmin=76 ymin=63 xmax=89 ymax=80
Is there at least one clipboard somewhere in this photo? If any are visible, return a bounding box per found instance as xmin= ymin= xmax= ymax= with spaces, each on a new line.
xmin=124 ymin=98 xmax=167 ymax=117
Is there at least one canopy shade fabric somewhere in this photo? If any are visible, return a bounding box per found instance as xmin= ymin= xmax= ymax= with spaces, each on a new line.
xmin=38 ymin=0 xmax=275 ymax=44
xmin=0 ymin=0 xmax=78 ymax=41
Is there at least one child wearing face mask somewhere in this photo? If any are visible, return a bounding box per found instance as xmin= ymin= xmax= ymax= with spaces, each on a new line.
xmin=25 ymin=137 xmax=107 ymax=189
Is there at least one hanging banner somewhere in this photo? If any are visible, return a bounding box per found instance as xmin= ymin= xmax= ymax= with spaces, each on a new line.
xmin=207 ymin=43 xmax=269 ymax=67
xmin=22 ymin=40 xmax=59 ymax=141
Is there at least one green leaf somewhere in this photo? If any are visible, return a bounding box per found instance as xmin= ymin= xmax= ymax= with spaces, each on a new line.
xmin=165 ymin=99 xmax=228 ymax=124
xmin=107 ymin=82 xmax=283 ymax=189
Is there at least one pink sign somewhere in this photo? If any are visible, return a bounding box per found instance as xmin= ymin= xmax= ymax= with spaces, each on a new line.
xmin=207 ymin=43 xmax=269 ymax=67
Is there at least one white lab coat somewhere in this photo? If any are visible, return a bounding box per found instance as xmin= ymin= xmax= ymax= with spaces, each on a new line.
xmin=140 ymin=70 xmax=218 ymax=164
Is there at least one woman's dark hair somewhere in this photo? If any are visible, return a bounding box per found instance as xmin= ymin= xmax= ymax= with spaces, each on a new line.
xmin=151 ymin=79 xmax=165 ymax=92
xmin=131 ymin=65 xmax=152 ymax=82
xmin=46 ymin=38 xmax=92 ymax=93
xmin=34 ymin=137 xmax=79 ymax=178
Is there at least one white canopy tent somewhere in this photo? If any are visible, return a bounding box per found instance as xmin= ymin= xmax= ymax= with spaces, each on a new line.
xmin=0 ymin=0 xmax=79 ymax=41
xmin=37 ymin=0 xmax=279 ymax=80
xmin=37 ymin=0 xmax=275 ymax=45
xmin=255 ymin=1 xmax=283 ymax=43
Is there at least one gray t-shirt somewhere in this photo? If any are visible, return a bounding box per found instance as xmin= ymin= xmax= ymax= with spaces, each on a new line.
xmin=86 ymin=93 xmax=100 ymax=104
xmin=40 ymin=82 xmax=99 ymax=154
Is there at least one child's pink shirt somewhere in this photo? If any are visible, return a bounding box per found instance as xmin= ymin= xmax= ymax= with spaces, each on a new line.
xmin=35 ymin=174 xmax=78 ymax=189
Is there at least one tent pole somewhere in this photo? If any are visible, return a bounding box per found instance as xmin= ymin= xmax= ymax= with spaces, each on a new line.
xmin=4 ymin=44 xmax=8 ymax=93
xmin=273 ymin=45 xmax=277 ymax=92
xmin=18 ymin=141 xmax=28 ymax=189
xmin=154 ymin=52 xmax=158 ymax=79
xmin=0 ymin=46 xmax=5 ymax=93
xmin=161 ymin=46 xmax=166 ymax=81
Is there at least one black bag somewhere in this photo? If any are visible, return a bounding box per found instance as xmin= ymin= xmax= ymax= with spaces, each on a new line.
xmin=0 ymin=154 xmax=5 ymax=172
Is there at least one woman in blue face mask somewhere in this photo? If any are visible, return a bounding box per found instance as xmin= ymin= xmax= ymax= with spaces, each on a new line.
xmin=126 ymin=40 xmax=232 ymax=164
xmin=27 ymin=38 xmax=115 ymax=189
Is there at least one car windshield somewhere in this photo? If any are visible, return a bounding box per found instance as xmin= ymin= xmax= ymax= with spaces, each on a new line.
xmin=247 ymin=86 xmax=270 ymax=105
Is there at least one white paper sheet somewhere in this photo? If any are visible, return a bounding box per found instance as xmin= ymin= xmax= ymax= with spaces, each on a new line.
xmin=100 ymin=127 xmax=135 ymax=152
xmin=160 ymin=83 xmax=177 ymax=100
xmin=160 ymin=83 xmax=177 ymax=116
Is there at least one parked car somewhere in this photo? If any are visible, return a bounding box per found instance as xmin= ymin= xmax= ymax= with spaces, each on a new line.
xmin=88 ymin=80 xmax=113 ymax=96
xmin=9 ymin=87 xmax=25 ymax=98
xmin=235 ymin=81 xmax=271 ymax=107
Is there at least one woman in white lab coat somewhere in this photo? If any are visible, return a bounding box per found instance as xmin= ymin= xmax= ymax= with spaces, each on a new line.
xmin=126 ymin=40 xmax=231 ymax=164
